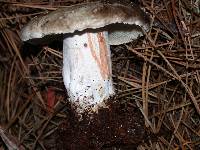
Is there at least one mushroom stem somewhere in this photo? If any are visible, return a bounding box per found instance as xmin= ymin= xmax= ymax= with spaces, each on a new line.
xmin=63 ymin=31 xmax=114 ymax=113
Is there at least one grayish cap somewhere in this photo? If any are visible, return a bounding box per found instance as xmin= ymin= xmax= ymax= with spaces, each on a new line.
xmin=21 ymin=2 xmax=150 ymax=45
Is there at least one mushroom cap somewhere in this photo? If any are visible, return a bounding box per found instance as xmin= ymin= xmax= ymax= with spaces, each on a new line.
xmin=21 ymin=2 xmax=150 ymax=45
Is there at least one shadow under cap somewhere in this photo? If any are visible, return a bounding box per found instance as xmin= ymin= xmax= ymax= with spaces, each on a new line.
xmin=25 ymin=24 xmax=145 ymax=46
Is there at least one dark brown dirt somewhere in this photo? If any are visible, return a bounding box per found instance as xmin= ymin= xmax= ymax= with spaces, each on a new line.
xmin=56 ymin=98 xmax=146 ymax=150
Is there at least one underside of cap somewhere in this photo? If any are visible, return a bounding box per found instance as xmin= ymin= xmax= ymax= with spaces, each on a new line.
xmin=20 ymin=1 xmax=150 ymax=42
xmin=108 ymin=24 xmax=144 ymax=45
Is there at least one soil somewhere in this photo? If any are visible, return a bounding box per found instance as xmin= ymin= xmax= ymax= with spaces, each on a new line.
xmin=56 ymin=98 xmax=147 ymax=150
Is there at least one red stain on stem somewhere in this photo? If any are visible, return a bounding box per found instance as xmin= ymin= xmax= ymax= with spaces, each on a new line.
xmin=97 ymin=32 xmax=110 ymax=78
xmin=87 ymin=32 xmax=110 ymax=79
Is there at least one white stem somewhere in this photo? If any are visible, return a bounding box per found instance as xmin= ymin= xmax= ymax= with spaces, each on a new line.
xmin=63 ymin=31 xmax=114 ymax=113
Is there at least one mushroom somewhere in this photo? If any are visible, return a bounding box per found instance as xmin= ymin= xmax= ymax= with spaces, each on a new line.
xmin=20 ymin=2 xmax=150 ymax=114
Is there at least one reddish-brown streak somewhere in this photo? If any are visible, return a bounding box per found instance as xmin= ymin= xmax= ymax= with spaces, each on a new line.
xmin=87 ymin=33 xmax=109 ymax=79
xmin=97 ymin=32 xmax=110 ymax=78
